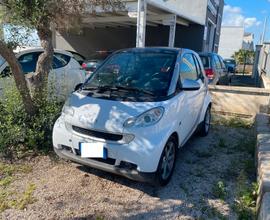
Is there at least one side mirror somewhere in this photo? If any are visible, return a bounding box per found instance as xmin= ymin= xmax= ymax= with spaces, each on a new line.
xmin=74 ymin=83 xmax=83 ymax=91
xmin=181 ymin=79 xmax=200 ymax=91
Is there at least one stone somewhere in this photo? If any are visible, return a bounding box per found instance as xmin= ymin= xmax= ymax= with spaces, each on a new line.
xmin=258 ymin=192 xmax=270 ymax=220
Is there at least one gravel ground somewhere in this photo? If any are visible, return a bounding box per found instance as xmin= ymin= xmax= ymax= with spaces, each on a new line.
xmin=1 ymin=123 xmax=256 ymax=220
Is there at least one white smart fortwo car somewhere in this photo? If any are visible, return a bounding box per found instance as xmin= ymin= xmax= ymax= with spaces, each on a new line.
xmin=53 ymin=47 xmax=212 ymax=186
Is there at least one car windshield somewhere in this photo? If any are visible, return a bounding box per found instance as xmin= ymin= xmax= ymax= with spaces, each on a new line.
xmin=83 ymin=50 xmax=177 ymax=98
xmin=0 ymin=55 xmax=5 ymax=67
xmin=224 ymin=59 xmax=236 ymax=65
xmin=199 ymin=55 xmax=211 ymax=68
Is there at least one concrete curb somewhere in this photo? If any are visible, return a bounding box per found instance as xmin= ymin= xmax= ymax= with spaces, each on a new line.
xmin=256 ymin=113 xmax=270 ymax=220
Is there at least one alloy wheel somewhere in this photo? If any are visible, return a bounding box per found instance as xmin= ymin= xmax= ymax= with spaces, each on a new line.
xmin=161 ymin=141 xmax=176 ymax=180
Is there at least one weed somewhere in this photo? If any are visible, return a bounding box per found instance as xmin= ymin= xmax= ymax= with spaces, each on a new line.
xmin=185 ymin=158 xmax=195 ymax=164
xmin=194 ymin=168 xmax=205 ymax=178
xmin=0 ymin=163 xmax=35 ymax=212
xmin=212 ymin=181 xmax=227 ymax=200
xmin=96 ymin=215 xmax=105 ymax=220
xmin=180 ymin=183 xmax=189 ymax=195
xmin=233 ymin=171 xmax=258 ymax=219
xmin=194 ymin=149 xmax=213 ymax=158
xmin=13 ymin=183 xmax=37 ymax=210
xmin=0 ymin=176 xmax=13 ymax=187
xmin=213 ymin=116 xmax=253 ymax=129
xmin=234 ymin=138 xmax=256 ymax=156
xmin=243 ymin=159 xmax=255 ymax=176
xmin=223 ymin=159 xmax=240 ymax=180
xmin=217 ymin=138 xmax=227 ymax=148
xmin=0 ymin=163 xmax=32 ymax=177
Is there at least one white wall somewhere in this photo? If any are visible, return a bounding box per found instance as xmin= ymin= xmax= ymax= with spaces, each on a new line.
xmin=218 ymin=26 xmax=244 ymax=59
xmin=147 ymin=0 xmax=208 ymax=25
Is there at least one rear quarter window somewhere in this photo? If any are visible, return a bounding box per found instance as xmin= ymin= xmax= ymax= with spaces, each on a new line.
xmin=199 ymin=55 xmax=211 ymax=69
xmin=53 ymin=53 xmax=71 ymax=69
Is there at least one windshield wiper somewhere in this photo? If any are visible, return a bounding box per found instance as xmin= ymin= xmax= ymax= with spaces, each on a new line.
xmin=82 ymin=85 xmax=116 ymax=91
xmin=82 ymin=85 xmax=155 ymax=96
xmin=114 ymin=85 xmax=155 ymax=96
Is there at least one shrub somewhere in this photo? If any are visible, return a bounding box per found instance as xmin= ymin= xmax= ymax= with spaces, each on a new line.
xmin=0 ymin=79 xmax=62 ymax=159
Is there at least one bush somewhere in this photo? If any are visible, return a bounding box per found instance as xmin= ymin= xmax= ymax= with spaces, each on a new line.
xmin=0 ymin=80 xmax=62 ymax=159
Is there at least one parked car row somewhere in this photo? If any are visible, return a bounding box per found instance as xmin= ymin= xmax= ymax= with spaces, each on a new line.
xmin=199 ymin=52 xmax=233 ymax=85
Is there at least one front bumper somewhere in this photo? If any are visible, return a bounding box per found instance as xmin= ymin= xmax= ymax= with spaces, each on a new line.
xmin=52 ymin=116 xmax=170 ymax=181
xmin=54 ymin=147 xmax=156 ymax=183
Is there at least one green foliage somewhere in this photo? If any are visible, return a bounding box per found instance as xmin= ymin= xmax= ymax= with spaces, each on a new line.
xmin=213 ymin=116 xmax=253 ymax=129
xmin=217 ymin=138 xmax=227 ymax=148
xmin=233 ymin=49 xmax=255 ymax=65
xmin=212 ymin=181 xmax=227 ymax=200
xmin=0 ymin=79 xmax=62 ymax=158
xmin=12 ymin=183 xmax=37 ymax=210
xmin=0 ymin=162 xmax=33 ymax=212
xmin=0 ymin=182 xmax=36 ymax=212
xmin=233 ymin=171 xmax=258 ymax=220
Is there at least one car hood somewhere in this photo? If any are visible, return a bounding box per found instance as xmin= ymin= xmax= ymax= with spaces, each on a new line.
xmin=66 ymin=92 xmax=163 ymax=133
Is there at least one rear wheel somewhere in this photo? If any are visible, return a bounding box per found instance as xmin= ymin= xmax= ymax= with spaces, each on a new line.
xmin=155 ymin=136 xmax=177 ymax=186
xmin=198 ymin=106 xmax=211 ymax=137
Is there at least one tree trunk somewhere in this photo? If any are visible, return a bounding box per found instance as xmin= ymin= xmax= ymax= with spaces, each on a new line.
xmin=31 ymin=22 xmax=54 ymax=101
xmin=243 ymin=54 xmax=247 ymax=76
xmin=0 ymin=40 xmax=36 ymax=116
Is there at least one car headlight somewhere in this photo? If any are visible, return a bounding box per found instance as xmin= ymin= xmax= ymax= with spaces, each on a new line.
xmin=123 ymin=107 xmax=164 ymax=128
xmin=62 ymin=99 xmax=74 ymax=116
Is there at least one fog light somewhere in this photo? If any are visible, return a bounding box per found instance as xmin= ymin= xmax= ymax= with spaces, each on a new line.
xmin=122 ymin=134 xmax=135 ymax=143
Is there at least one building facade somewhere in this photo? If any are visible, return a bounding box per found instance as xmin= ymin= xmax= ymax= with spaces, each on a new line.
xmin=54 ymin=0 xmax=224 ymax=58
xmin=218 ymin=26 xmax=254 ymax=59
xmin=204 ymin=0 xmax=224 ymax=52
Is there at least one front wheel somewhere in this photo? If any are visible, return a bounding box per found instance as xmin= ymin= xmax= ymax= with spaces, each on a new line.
xmin=198 ymin=106 xmax=211 ymax=137
xmin=155 ymin=136 xmax=177 ymax=186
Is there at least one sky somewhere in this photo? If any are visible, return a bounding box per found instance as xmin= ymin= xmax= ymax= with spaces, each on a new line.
xmin=222 ymin=0 xmax=270 ymax=44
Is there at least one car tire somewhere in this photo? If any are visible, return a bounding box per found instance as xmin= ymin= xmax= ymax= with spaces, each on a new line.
xmin=155 ymin=136 xmax=177 ymax=186
xmin=198 ymin=106 xmax=211 ymax=137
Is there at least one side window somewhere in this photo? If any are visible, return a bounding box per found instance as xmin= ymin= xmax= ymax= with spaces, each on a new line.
xmin=218 ymin=56 xmax=226 ymax=69
xmin=1 ymin=66 xmax=11 ymax=77
xmin=179 ymin=53 xmax=198 ymax=83
xmin=72 ymin=53 xmax=84 ymax=64
xmin=53 ymin=53 xmax=71 ymax=69
xmin=213 ymin=55 xmax=222 ymax=69
xmin=193 ymin=55 xmax=204 ymax=80
xmin=18 ymin=52 xmax=40 ymax=73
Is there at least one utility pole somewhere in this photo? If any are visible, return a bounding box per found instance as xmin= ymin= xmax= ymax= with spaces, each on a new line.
xmin=261 ymin=17 xmax=268 ymax=44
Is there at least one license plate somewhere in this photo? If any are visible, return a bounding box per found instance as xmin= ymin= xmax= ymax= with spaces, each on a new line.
xmin=79 ymin=142 xmax=107 ymax=159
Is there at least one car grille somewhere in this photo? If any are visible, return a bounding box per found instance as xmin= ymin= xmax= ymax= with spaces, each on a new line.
xmin=74 ymin=149 xmax=116 ymax=165
xmin=72 ymin=126 xmax=123 ymax=141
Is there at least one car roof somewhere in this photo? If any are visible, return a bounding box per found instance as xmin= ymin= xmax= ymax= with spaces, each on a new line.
xmin=14 ymin=46 xmax=73 ymax=57
xmin=115 ymin=47 xmax=183 ymax=54
xmin=198 ymin=52 xmax=219 ymax=56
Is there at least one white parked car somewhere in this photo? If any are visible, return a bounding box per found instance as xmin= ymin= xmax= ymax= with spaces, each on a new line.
xmin=0 ymin=47 xmax=86 ymax=100
xmin=53 ymin=48 xmax=212 ymax=186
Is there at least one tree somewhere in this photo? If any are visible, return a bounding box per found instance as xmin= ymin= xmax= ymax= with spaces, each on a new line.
xmin=0 ymin=0 xmax=123 ymax=115
xmin=233 ymin=49 xmax=255 ymax=75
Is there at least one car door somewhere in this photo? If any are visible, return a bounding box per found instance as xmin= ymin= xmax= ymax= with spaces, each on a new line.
xmin=218 ymin=55 xmax=230 ymax=84
xmin=176 ymin=53 xmax=205 ymax=144
xmin=212 ymin=55 xmax=222 ymax=84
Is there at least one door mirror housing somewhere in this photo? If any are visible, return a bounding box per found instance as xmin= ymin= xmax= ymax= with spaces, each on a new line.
xmin=181 ymin=79 xmax=200 ymax=91
xmin=74 ymin=83 xmax=83 ymax=91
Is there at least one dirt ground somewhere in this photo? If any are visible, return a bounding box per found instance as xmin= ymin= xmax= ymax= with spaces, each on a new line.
xmin=1 ymin=122 xmax=256 ymax=220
